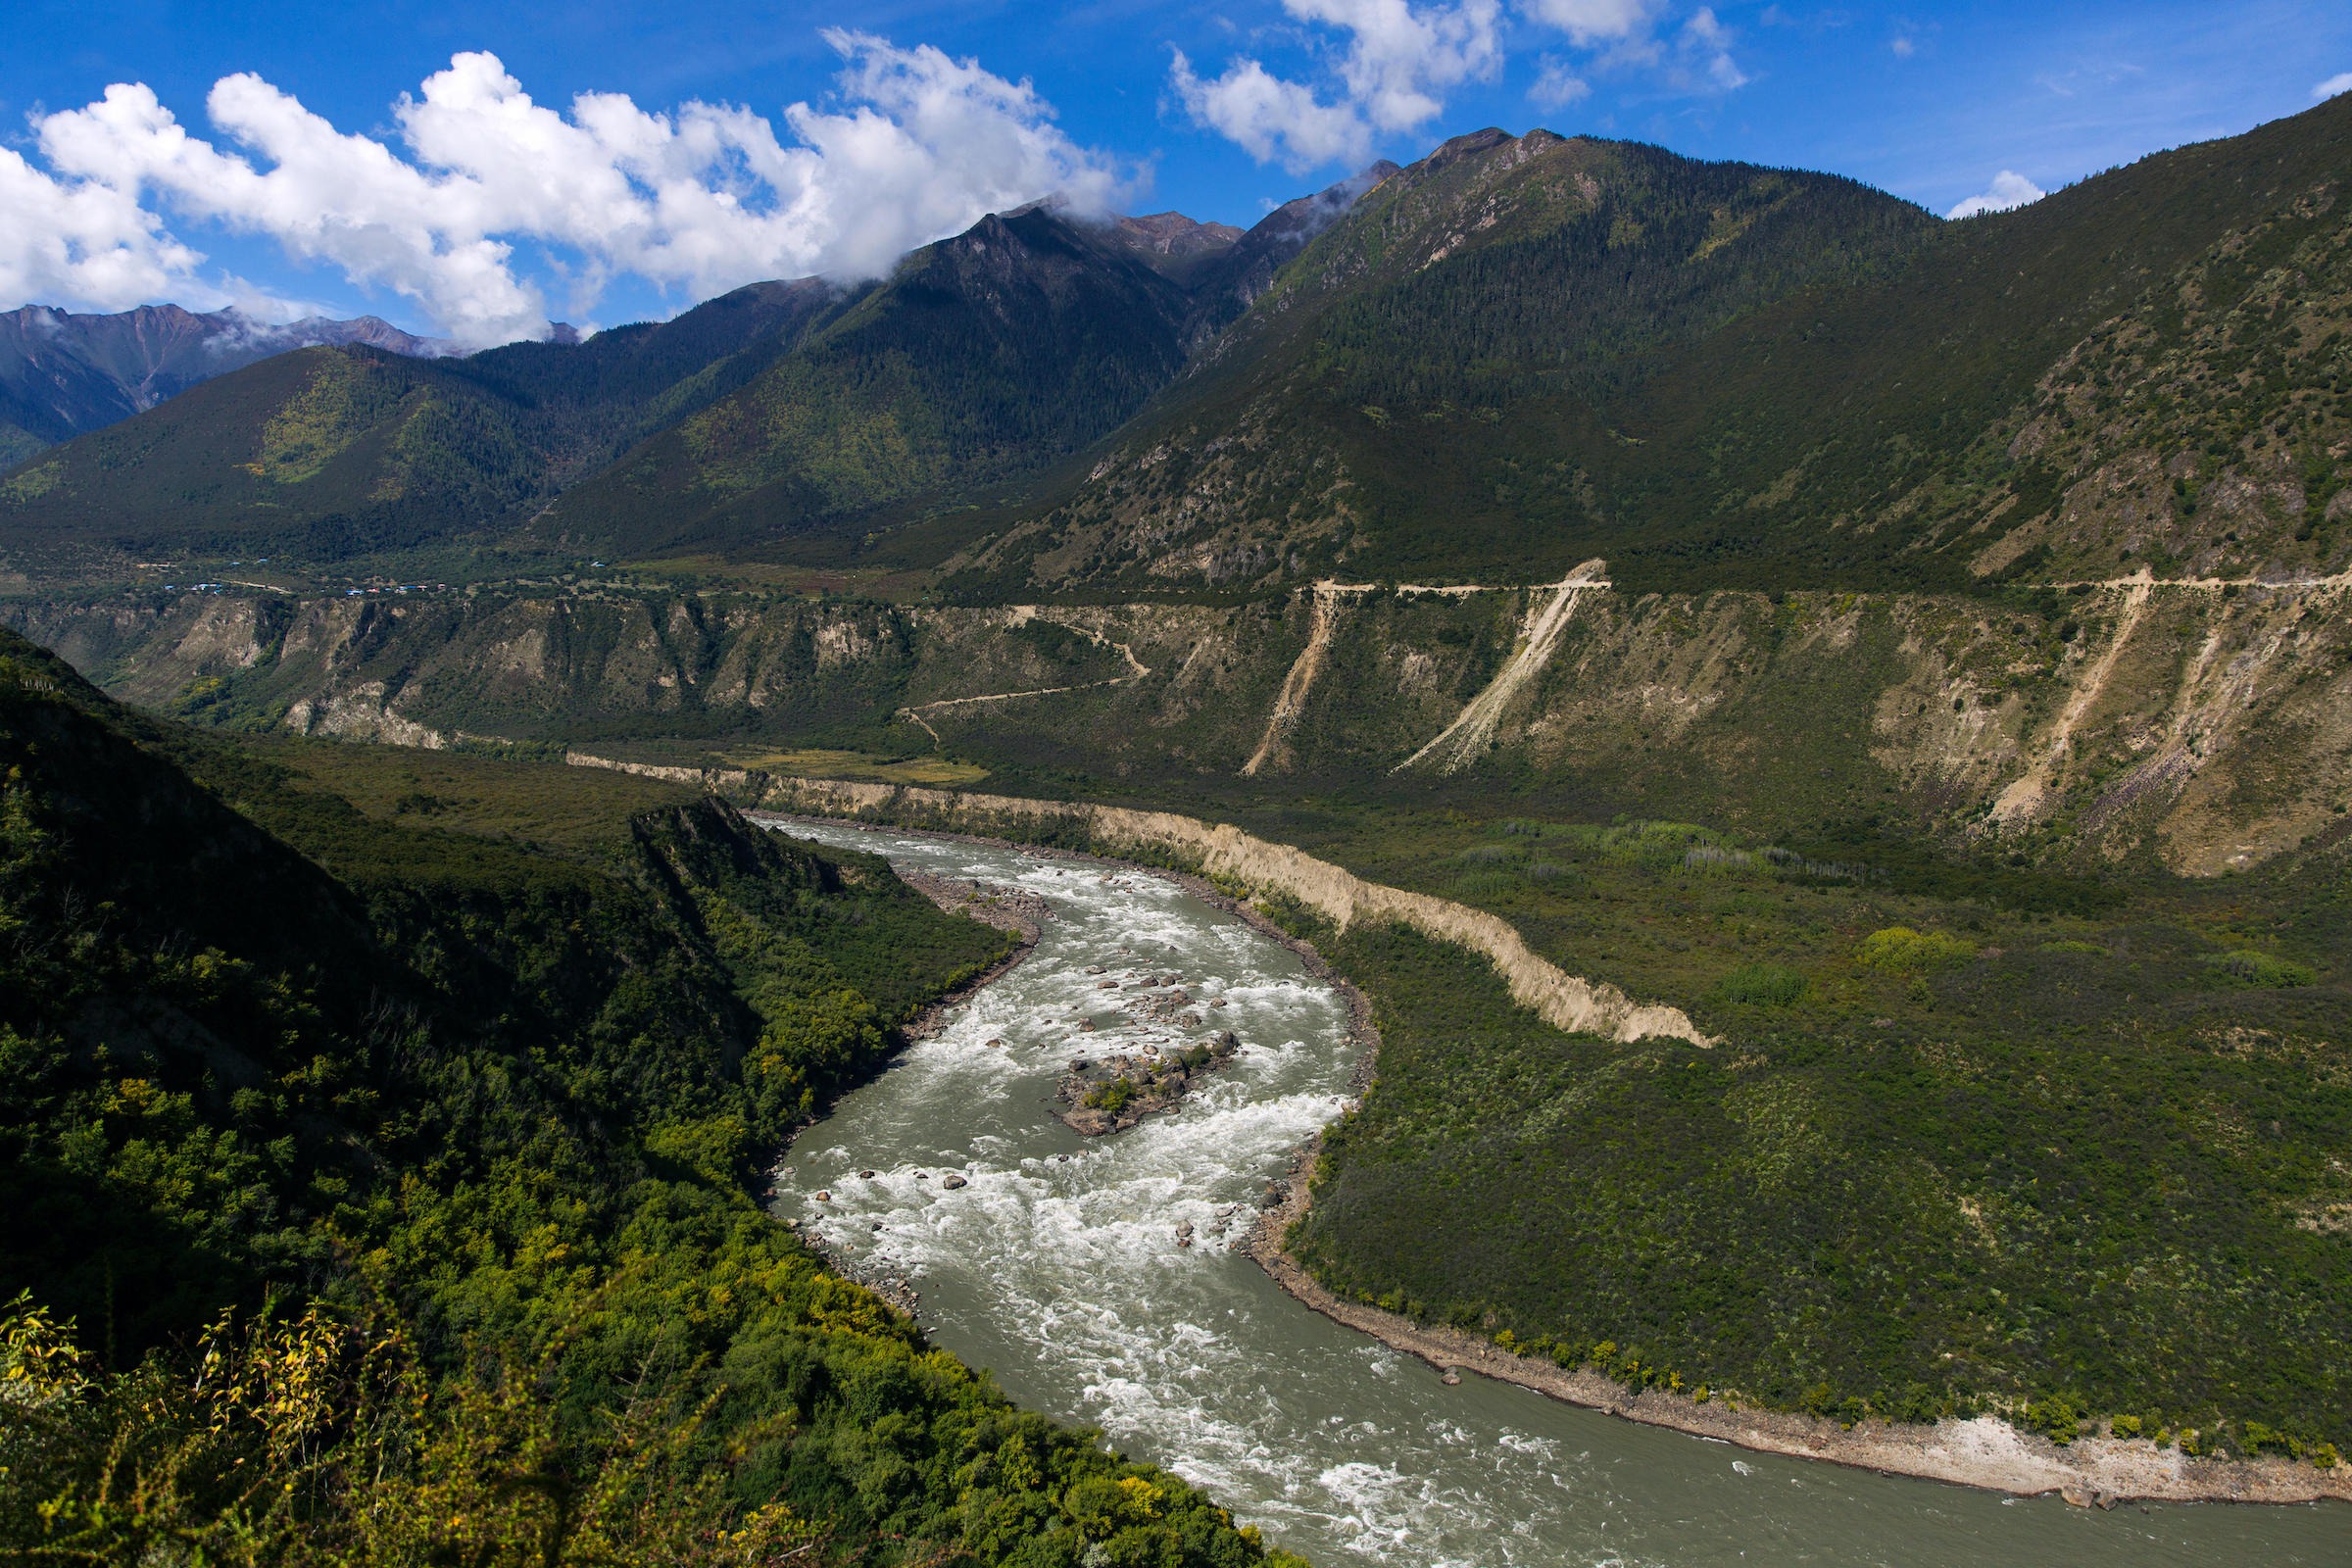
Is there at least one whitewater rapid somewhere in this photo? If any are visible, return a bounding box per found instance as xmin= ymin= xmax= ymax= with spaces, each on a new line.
xmin=762 ymin=821 xmax=2342 ymax=1568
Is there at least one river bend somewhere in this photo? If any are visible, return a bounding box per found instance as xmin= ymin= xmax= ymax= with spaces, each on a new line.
xmin=763 ymin=821 xmax=2340 ymax=1567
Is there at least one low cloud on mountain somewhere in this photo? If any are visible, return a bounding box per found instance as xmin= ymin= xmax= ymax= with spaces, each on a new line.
xmin=1172 ymin=0 xmax=1504 ymax=173
xmin=1174 ymin=0 xmax=1745 ymax=173
xmin=1945 ymin=169 xmax=2046 ymax=220
xmin=3 ymin=33 xmax=1120 ymax=350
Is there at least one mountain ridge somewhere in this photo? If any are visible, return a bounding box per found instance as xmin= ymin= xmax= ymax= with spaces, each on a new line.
xmin=936 ymin=96 xmax=2352 ymax=598
xmin=0 ymin=302 xmax=455 ymax=464
xmin=0 ymin=172 xmax=1395 ymax=568
xmin=2 ymin=98 xmax=2348 ymax=601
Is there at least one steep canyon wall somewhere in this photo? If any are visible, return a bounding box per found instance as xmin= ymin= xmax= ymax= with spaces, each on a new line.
xmin=6 ymin=573 xmax=2346 ymax=874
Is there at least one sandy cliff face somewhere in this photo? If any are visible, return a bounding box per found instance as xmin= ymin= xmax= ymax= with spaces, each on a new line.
xmin=7 ymin=570 xmax=2346 ymax=874
xmin=740 ymin=777 xmax=1709 ymax=1047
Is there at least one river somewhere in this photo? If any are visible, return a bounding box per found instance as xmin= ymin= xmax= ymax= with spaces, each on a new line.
xmin=762 ymin=820 xmax=2344 ymax=1567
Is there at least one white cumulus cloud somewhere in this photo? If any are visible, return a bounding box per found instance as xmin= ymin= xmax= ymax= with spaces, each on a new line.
xmin=1173 ymin=0 xmax=1747 ymax=169
xmin=1171 ymin=0 xmax=1500 ymax=173
xmin=0 ymin=141 xmax=203 ymax=313
xmin=1524 ymin=0 xmax=1657 ymax=47
xmin=6 ymin=34 xmax=1119 ymax=349
xmin=1522 ymin=0 xmax=1746 ymax=109
xmin=1946 ymin=170 xmax=2045 ymax=220
xmin=1171 ymin=54 xmax=1376 ymax=172
xmin=2316 ymin=72 xmax=2352 ymax=99
xmin=1528 ymin=58 xmax=1592 ymax=110
xmin=1670 ymin=7 xmax=1748 ymax=91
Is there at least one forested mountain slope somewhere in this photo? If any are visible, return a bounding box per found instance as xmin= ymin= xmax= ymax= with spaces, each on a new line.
xmin=0 ymin=627 xmax=1293 ymax=1566
xmin=0 ymin=280 xmax=842 ymax=563
xmin=533 ymin=207 xmax=1202 ymax=559
xmin=528 ymin=175 xmax=1397 ymax=560
xmin=0 ymin=303 xmax=450 ymax=466
xmin=0 ymin=172 xmax=1390 ymax=570
xmin=943 ymin=126 xmax=1934 ymax=592
xmin=945 ymin=94 xmax=2352 ymax=596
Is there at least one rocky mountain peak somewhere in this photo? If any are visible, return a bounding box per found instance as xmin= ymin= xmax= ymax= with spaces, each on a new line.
xmin=1114 ymin=212 xmax=1247 ymax=257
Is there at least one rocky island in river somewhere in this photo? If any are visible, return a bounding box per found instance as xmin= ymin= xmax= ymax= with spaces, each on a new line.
xmin=1055 ymin=1027 xmax=1243 ymax=1134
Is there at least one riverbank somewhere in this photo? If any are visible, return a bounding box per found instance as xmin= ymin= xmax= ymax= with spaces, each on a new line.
xmin=1245 ymin=1140 xmax=2351 ymax=1508
xmin=892 ymin=883 xmax=1042 ymax=1047
xmin=757 ymin=808 xmax=1384 ymax=1090
xmin=751 ymin=808 xmax=2350 ymax=1511
xmin=698 ymin=772 xmax=1705 ymax=1046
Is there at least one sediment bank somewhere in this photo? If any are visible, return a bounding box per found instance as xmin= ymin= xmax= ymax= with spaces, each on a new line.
xmin=624 ymin=762 xmax=1707 ymax=1046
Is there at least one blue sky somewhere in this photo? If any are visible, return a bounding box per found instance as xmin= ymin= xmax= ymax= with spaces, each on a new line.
xmin=5 ymin=0 xmax=2349 ymax=343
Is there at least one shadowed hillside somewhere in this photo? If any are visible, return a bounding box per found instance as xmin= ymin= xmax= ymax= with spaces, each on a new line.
xmin=0 ymin=624 xmax=1298 ymax=1566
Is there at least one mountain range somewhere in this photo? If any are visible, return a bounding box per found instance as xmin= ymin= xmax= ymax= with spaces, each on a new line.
xmin=3 ymin=95 xmax=2350 ymax=878
xmin=0 ymin=303 xmax=455 ymax=466
xmin=4 ymin=90 xmax=2347 ymax=598
xmin=0 ymin=176 xmax=1387 ymax=567
xmin=7 ymin=77 xmax=2352 ymax=1526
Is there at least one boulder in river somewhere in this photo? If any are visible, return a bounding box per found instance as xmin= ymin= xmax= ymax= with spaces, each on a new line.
xmin=1051 ymin=1030 xmax=1246 ymax=1137
xmin=941 ymin=1173 xmax=968 ymax=1190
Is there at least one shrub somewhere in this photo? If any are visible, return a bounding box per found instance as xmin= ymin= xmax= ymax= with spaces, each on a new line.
xmin=1085 ymin=1077 xmax=1138 ymax=1115
xmin=1855 ymin=926 xmax=1979 ymax=972
xmin=2019 ymin=1396 xmax=2082 ymax=1446
xmin=2208 ymin=950 xmax=2318 ymax=988
xmin=2240 ymin=1420 xmax=2296 ymax=1458
xmin=1711 ymin=962 xmax=1808 ymax=1008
